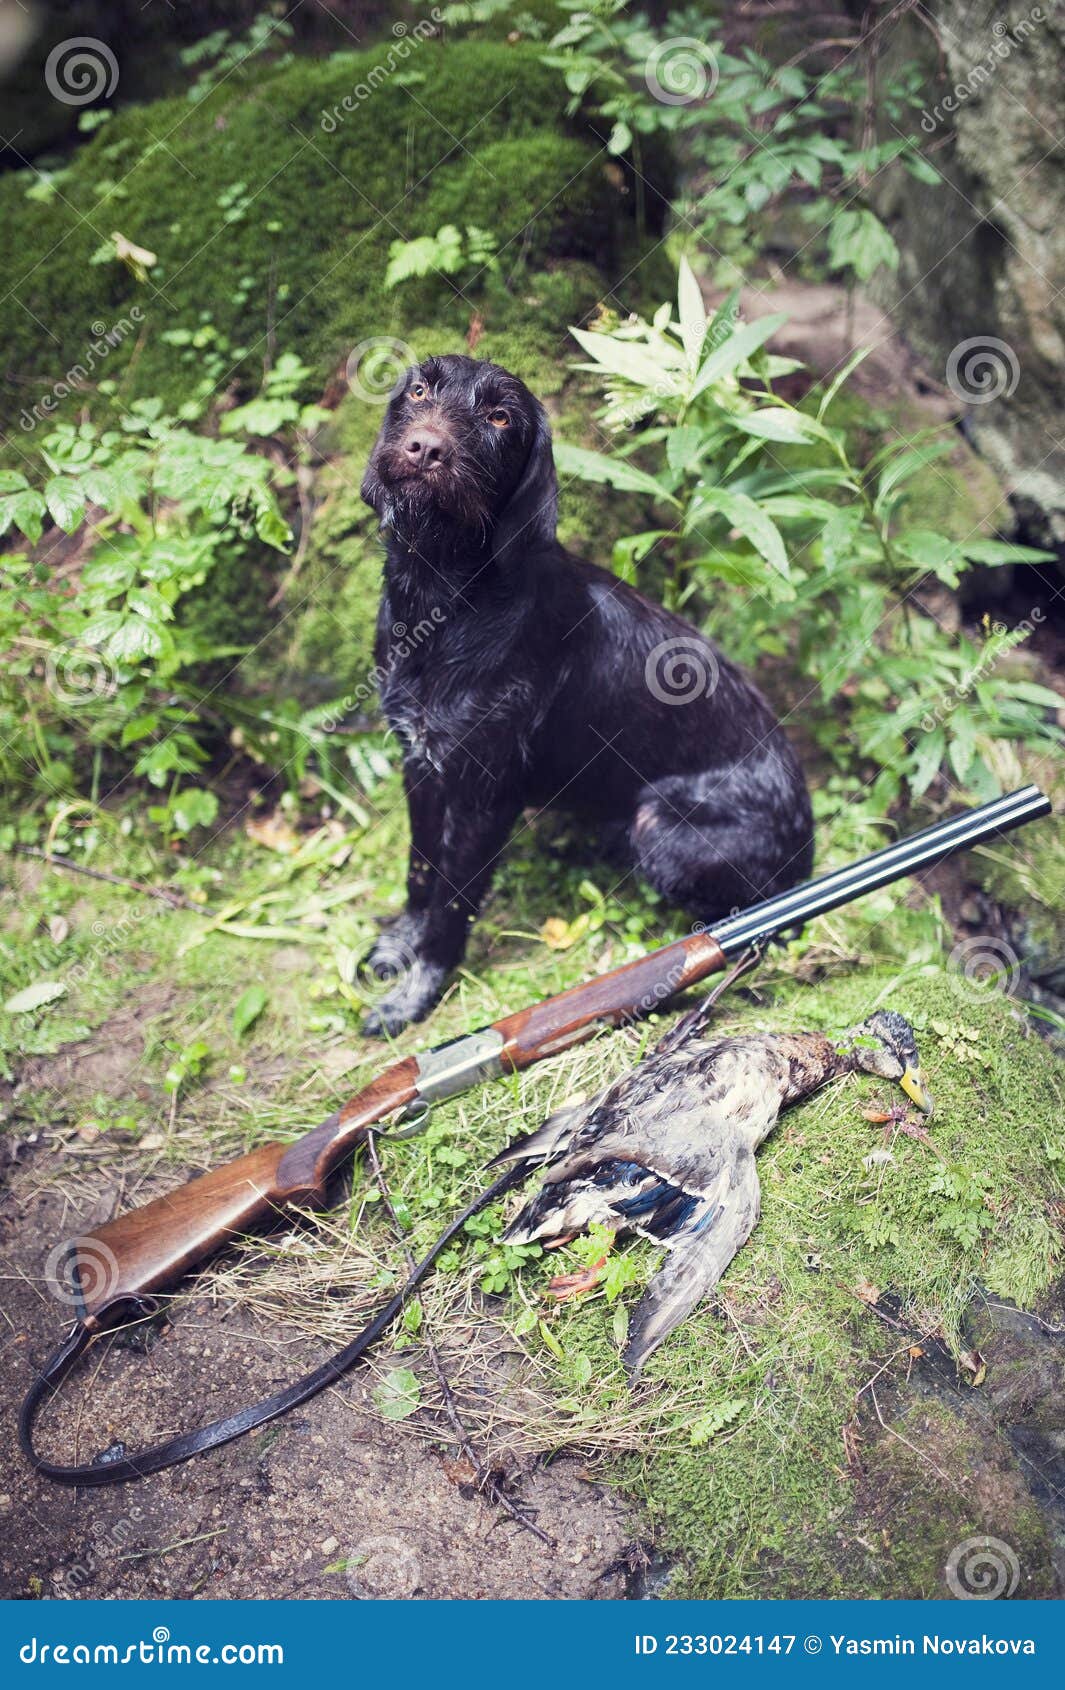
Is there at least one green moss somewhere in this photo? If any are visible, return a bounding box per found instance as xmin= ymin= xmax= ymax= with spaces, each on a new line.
xmin=0 ymin=40 xmax=669 ymax=438
xmin=607 ymin=964 xmax=1063 ymax=1597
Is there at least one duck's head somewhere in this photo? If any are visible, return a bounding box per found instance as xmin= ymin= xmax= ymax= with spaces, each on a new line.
xmin=840 ymin=1009 xmax=933 ymax=1116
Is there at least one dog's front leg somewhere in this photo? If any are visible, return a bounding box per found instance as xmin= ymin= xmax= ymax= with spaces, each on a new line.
xmin=362 ymin=775 xmax=519 ymax=1037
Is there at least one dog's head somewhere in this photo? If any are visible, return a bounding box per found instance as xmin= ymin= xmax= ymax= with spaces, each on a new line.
xmin=360 ymin=354 xmax=558 ymax=566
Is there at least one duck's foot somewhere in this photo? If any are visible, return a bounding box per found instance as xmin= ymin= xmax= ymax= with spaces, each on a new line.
xmin=548 ymin=1255 xmax=609 ymax=1302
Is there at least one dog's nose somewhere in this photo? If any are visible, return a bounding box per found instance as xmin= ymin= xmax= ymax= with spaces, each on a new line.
xmin=402 ymin=426 xmax=450 ymax=469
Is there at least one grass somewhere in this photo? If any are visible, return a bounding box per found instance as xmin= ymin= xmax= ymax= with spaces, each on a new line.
xmin=2 ymin=754 xmax=1062 ymax=1597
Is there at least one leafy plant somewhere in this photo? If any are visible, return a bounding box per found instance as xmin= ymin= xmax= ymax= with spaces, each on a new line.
xmin=557 ymin=260 xmax=1062 ymax=805
xmin=540 ymin=0 xmax=933 ymax=283
xmin=0 ymin=399 xmax=291 ymax=813
xmin=384 ymin=224 xmax=500 ymax=292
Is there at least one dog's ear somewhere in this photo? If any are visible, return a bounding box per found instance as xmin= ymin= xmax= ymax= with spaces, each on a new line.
xmin=491 ymin=404 xmax=557 ymax=566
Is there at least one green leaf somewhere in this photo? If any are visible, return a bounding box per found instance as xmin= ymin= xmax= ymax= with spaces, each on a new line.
xmin=690 ymin=1397 xmax=747 ymax=1446
xmin=908 ymin=727 xmax=945 ymax=798
xmin=817 ymin=346 xmax=872 ymax=419
xmin=44 ymin=476 xmax=86 ymax=533
xmin=960 ymin=539 xmax=1057 ymax=566
xmin=255 ymin=505 xmax=292 ymax=550
xmin=0 ymin=488 xmax=47 ymax=544
xmin=553 ymin=442 xmax=676 ymax=503
xmin=80 ymin=610 xmax=125 ymax=646
xmin=170 ymin=787 xmax=219 ymax=834
xmin=107 ymin=616 xmax=165 ymax=660
xmin=690 ymin=314 xmax=787 ymax=399
xmin=374 ymin=1367 xmax=422 ymax=1422
xmin=676 ymin=255 xmax=707 ymax=373
xmin=1001 ymin=681 xmax=1065 ymax=708
xmin=5 ymin=980 xmax=68 ymax=1014
xmin=569 ymin=325 xmax=683 ymax=394
xmin=827 ymin=208 xmax=899 ymax=282
xmin=875 ymin=442 xmax=953 ymax=511
xmin=233 ymin=983 xmax=268 ymax=1038
xmin=728 ymin=408 xmax=826 ymax=445
xmin=607 ymin=119 xmax=632 ymax=156
xmin=0 ymin=471 xmax=29 ymax=494
xmin=690 ymin=488 xmax=790 ymax=577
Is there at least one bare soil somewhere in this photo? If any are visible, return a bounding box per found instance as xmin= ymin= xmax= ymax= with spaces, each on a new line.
xmin=1 ymin=1143 xmax=633 ymax=1601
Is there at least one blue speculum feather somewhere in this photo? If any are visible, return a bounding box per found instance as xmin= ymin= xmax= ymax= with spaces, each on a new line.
xmin=595 ymin=1158 xmax=700 ymax=1237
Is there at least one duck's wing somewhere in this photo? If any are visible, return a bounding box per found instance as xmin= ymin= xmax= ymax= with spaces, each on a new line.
xmin=623 ymin=1150 xmax=760 ymax=1378
xmin=504 ymin=1149 xmax=708 ymax=1247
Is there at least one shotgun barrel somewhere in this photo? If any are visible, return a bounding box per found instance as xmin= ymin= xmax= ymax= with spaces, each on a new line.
xmin=714 ymin=784 xmax=1052 ymax=955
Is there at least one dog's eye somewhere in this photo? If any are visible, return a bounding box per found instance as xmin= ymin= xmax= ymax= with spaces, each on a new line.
xmin=409 ymin=383 xmax=428 ymax=402
xmin=487 ymin=408 xmax=510 ymax=429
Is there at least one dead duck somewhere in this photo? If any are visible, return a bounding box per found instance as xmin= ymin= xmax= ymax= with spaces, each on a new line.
xmin=495 ymin=1008 xmax=931 ymax=1377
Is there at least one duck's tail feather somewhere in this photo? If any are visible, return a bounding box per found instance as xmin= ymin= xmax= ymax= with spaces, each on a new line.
xmin=487 ymin=1098 xmax=592 ymax=1169
xmin=623 ymin=1159 xmax=761 ymax=1379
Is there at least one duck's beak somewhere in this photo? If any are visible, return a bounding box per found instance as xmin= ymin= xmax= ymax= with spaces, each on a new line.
xmin=900 ymin=1064 xmax=933 ymax=1116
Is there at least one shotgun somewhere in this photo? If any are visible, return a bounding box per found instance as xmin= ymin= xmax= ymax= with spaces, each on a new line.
xmin=21 ymin=784 xmax=1051 ymax=1485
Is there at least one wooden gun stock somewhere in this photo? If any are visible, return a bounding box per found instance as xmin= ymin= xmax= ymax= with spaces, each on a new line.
xmin=67 ymin=931 xmax=724 ymax=1327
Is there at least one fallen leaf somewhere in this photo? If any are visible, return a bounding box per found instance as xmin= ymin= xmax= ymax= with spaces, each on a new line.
xmin=374 ymin=1367 xmax=421 ymax=1422
xmin=540 ymin=917 xmax=573 ymax=950
xmin=47 ymin=915 xmax=69 ymax=945
xmin=233 ymin=984 xmax=268 ymax=1038
xmin=854 ymin=1279 xmax=881 ymax=1305
xmin=246 ymin=811 xmax=300 ymax=854
xmin=4 ymin=980 xmax=67 ymax=1014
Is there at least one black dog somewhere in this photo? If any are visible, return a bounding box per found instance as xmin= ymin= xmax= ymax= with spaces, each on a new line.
xmin=358 ymin=354 xmax=813 ymax=1034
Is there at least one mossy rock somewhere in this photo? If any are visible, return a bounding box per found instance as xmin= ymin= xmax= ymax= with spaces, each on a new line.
xmin=612 ymin=965 xmax=1064 ymax=1597
xmin=0 ymin=38 xmax=670 ymax=436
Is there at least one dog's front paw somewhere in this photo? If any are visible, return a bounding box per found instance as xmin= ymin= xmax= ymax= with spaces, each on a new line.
xmin=360 ymin=913 xmax=426 ymax=981
xmin=361 ymin=958 xmax=449 ymax=1038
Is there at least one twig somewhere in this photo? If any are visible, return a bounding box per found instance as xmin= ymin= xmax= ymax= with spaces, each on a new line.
xmin=365 ymin=1133 xmax=556 ymax=1549
xmin=11 ymin=845 xmax=195 ymax=910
